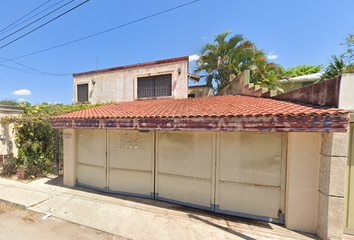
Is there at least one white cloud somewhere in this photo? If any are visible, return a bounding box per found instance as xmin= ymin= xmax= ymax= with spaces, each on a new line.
xmin=11 ymin=89 xmax=32 ymax=96
xmin=202 ymin=37 xmax=207 ymax=40
xmin=189 ymin=54 xmax=200 ymax=62
xmin=48 ymin=101 xmax=59 ymax=105
xmin=266 ymin=51 xmax=278 ymax=60
xmin=17 ymin=98 xmax=25 ymax=102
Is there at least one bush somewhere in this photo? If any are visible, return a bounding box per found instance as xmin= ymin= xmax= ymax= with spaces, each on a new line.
xmin=0 ymin=160 xmax=18 ymax=177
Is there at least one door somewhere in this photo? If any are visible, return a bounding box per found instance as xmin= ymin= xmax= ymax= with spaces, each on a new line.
xmin=346 ymin=123 xmax=354 ymax=234
xmin=215 ymin=132 xmax=285 ymax=223
xmin=107 ymin=130 xmax=154 ymax=198
xmin=76 ymin=129 xmax=107 ymax=190
xmin=155 ymin=131 xmax=216 ymax=210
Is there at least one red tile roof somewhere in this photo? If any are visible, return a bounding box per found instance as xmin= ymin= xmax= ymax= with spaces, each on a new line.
xmin=52 ymin=95 xmax=348 ymax=120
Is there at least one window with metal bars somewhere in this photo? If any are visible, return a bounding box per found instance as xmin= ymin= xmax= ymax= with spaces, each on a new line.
xmin=77 ymin=84 xmax=88 ymax=102
xmin=137 ymin=74 xmax=172 ymax=98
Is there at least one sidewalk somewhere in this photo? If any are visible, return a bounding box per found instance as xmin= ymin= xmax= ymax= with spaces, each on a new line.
xmin=0 ymin=176 xmax=319 ymax=240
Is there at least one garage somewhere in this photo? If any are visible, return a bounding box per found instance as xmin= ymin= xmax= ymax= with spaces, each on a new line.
xmin=215 ymin=132 xmax=285 ymax=223
xmin=107 ymin=130 xmax=154 ymax=198
xmin=155 ymin=131 xmax=215 ymax=210
xmin=75 ymin=128 xmax=285 ymax=222
xmin=53 ymin=94 xmax=349 ymax=237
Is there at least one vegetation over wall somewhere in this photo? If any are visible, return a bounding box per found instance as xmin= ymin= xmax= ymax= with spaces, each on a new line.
xmin=0 ymin=102 xmax=109 ymax=179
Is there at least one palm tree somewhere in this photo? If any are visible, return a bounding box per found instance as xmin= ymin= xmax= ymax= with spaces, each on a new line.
xmin=250 ymin=50 xmax=287 ymax=93
xmin=195 ymin=30 xmax=256 ymax=94
xmin=319 ymin=55 xmax=346 ymax=81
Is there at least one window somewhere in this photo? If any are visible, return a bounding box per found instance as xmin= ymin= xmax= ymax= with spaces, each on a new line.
xmin=137 ymin=74 xmax=172 ymax=98
xmin=77 ymin=84 xmax=88 ymax=102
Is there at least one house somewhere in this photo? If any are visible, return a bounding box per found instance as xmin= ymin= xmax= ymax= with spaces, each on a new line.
xmin=72 ymin=56 xmax=205 ymax=104
xmin=0 ymin=105 xmax=24 ymax=166
xmin=187 ymin=85 xmax=213 ymax=98
xmin=51 ymin=58 xmax=352 ymax=240
xmin=279 ymin=72 xmax=324 ymax=92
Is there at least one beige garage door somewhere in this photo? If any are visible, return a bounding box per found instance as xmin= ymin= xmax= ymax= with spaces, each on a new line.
xmin=215 ymin=132 xmax=285 ymax=223
xmin=107 ymin=130 xmax=154 ymax=198
xmin=76 ymin=129 xmax=107 ymax=190
xmin=345 ymin=124 xmax=354 ymax=234
xmin=156 ymin=131 xmax=215 ymax=210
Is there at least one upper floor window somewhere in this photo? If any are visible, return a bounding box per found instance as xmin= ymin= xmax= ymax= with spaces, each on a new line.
xmin=77 ymin=84 xmax=88 ymax=102
xmin=137 ymin=74 xmax=171 ymax=98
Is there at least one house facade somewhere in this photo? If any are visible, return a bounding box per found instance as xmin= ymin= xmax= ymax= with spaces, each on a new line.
xmin=52 ymin=58 xmax=353 ymax=240
xmin=73 ymin=57 xmax=193 ymax=104
xmin=0 ymin=105 xmax=24 ymax=165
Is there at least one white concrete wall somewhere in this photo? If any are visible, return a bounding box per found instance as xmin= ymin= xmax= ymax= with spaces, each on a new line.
xmin=73 ymin=60 xmax=188 ymax=104
xmin=285 ymin=132 xmax=321 ymax=233
xmin=339 ymin=73 xmax=354 ymax=110
xmin=0 ymin=109 xmax=22 ymax=158
xmin=63 ymin=129 xmax=76 ymax=187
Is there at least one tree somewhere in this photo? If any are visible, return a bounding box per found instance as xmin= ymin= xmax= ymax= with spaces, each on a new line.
xmin=285 ymin=64 xmax=323 ymax=77
xmin=249 ymin=49 xmax=288 ymax=93
xmin=341 ymin=32 xmax=354 ymax=64
xmin=319 ymin=55 xmax=354 ymax=81
xmin=0 ymin=98 xmax=18 ymax=106
xmin=195 ymin=30 xmax=286 ymax=94
xmin=195 ymin=30 xmax=256 ymax=94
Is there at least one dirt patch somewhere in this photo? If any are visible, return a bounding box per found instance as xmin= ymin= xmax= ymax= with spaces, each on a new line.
xmin=0 ymin=201 xmax=23 ymax=211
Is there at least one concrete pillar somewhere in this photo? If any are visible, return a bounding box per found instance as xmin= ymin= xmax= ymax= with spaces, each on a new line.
xmin=285 ymin=132 xmax=321 ymax=233
xmin=63 ymin=129 xmax=76 ymax=187
xmin=317 ymin=132 xmax=349 ymax=240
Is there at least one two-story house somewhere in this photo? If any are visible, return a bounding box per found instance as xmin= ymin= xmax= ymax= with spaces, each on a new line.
xmin=52 ymin=57 xmax=352 ymax=240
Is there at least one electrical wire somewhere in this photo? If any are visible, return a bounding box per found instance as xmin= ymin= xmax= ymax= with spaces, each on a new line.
xmin=1 ymin=0 xmax=200 ymax=61
xmin=0 ymin=0 xmax=67 ymax=36
xmin=0 ymin=62 xmax=70 ymax=76
xmin=0 ymin=0 xmax=78 ymax=43
xmin=0 ymin=0 xmax=52 ymax=34
xmin=0 ymin=57 xmax=71 ymax=76
xmin=3 ymin=48 xmax=71 ymax=73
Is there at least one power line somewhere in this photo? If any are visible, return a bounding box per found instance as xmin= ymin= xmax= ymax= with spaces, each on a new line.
xmin=0 ymin=62 xmax=70 ymax=76
xmin=2 ymin=0 xmax=200 ymax=61
xmin=3 ymin=48 xmax=71 ymax=73
xmin=0 ymin=0 xmax=52 ymax=34
xmin=0 ymin=0 xmax=77 ymax=43
xmin=0 ymin=0 xmax=67 ymax=36
xmin=0 ymin=57 xmax=71 ymax=75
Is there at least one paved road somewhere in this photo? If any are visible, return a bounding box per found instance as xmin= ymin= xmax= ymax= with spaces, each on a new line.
xmin=0 ymin=201 xmax=126 ymax=240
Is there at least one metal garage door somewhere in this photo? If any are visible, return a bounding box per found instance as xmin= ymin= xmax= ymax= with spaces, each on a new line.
xmin=156 ymin=131 xmax=216 ymax=210
xmin=346 ymin=123 xmax=354 ymax=234
xmin=107 ymin=130 xmax=154 ymax=198
xmin=215 ymin=132 xmax=286 ymax=223
xmin=76 ymin=129 xmax=107 ymax=190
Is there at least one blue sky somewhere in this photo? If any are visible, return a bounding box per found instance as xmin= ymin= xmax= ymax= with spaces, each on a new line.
xmin=0 ymin=0 xmax=353 ymax=105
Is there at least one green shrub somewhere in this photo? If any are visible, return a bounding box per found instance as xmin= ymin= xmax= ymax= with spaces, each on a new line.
xmin=0 ymin=160 xmax=18 ymax=177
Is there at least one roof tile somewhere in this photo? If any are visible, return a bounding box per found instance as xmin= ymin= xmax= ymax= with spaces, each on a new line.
xmin=52 ymin=95 xmax=348 ymax=120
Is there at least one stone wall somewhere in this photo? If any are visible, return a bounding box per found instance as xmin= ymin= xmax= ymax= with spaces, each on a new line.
xmin=317 ymin=132 xmax=349 ymax=239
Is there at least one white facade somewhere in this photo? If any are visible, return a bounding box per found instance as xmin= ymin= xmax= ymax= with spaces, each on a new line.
xmin=73 ymin=57 xmax=189 ymax=104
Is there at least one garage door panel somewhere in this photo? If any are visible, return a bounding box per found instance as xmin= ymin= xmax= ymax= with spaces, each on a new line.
xmin=219 ymin=132 xmax=282 ymax=186
xmin=77 ymin=165 xmax=105 ymax=189
xmin=76 ymin=130 xmax=106 ymax=189
xmin=156 ymin=131 xmax=215 ymax=210
xmin=218 ymin=184 xmax=281 ymax=218
xmin=109 ymin=170 xmax=152 ymax=196
xmin=216 ymin=132 xmax=285 ymax=222
xmin=77 ymin=130 xmax=106 ymax=166
xmin=158 ymin=175 xmax=212 ymax=208
xmin=108 ymin=130 xmax=154 ymax=198
xmin=109 ymin=131 xmax=153 ymax=171
xmin=157 ymin=132 xmax=213 ymax=179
